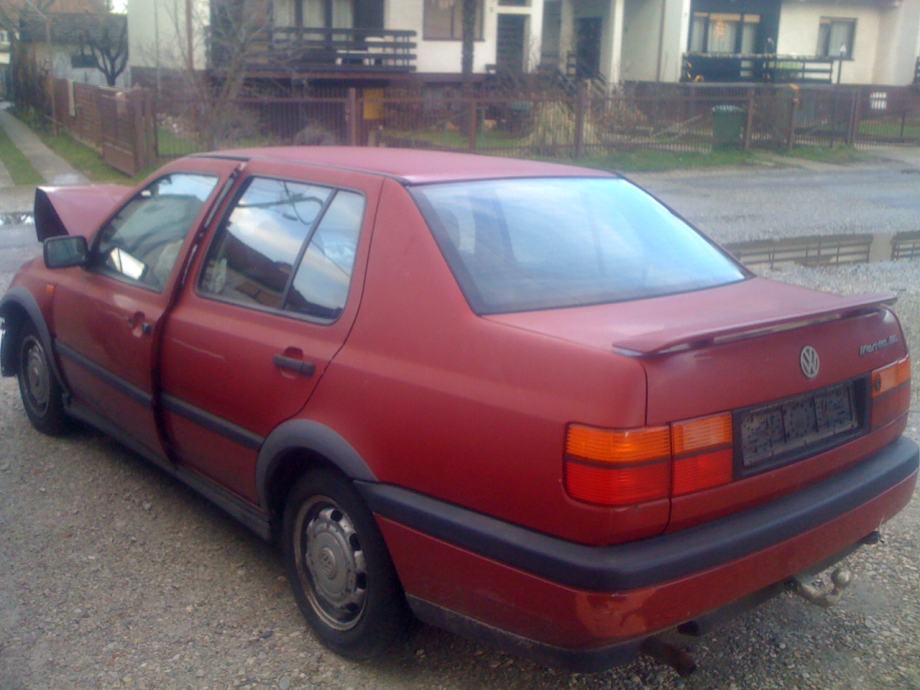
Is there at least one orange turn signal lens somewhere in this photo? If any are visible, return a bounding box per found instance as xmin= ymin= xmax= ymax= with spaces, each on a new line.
xmin=673 ymin=449 xmax=734 ymax=496
xmin=872 ymin=355 xmax=911 ymax=398
xmin=566 ymin=424 xmax=670 ymax=464
xmin=565 ymin=460 xmax=670 ymax=506
xmin=671 ymin=413 xmax=732 ymax=456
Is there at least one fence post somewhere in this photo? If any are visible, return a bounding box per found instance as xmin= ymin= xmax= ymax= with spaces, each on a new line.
xmin=743 ymin=87 xmax=755 ymax=150
xmin=467 ymin=98 xmax=478 ymax=152
xmin=847 ymin=90 xmax=860 ymax=145
xmin=574 ymin=81 xmax=587 ymax=158
xmin=785 ymin=89 xmax=798 ymax=150
xmin=347 ymin=88 xmax=358 ymax=146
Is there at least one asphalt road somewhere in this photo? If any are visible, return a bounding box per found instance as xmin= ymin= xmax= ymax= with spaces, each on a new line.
xmin=2 ymin=158 xmax=919 ymax=689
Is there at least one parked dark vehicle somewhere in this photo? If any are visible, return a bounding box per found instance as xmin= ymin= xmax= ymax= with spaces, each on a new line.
xmin=1 ymin=148 xmax=916 ymax=671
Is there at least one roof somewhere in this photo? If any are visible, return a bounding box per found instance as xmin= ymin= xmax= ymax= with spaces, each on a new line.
xmin=203 ymin=147 xmax=616 ymax=185
xmin=19 ymin=11 xmax=125 ymax=45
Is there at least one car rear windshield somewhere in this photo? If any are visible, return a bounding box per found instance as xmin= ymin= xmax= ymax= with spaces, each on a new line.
xmin=410 ymin=177 xmax=746 ymax=314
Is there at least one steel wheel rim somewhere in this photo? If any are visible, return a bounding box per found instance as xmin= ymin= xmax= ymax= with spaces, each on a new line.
xmin=21 ymin=335 xmax=50 ymax=416
xmin=293 ymin=496 xmax=368 ymax=631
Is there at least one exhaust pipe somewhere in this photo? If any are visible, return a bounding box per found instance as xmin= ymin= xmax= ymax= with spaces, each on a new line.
xmin=787 ymin=566 xmax=852 ymax=608
xmin=641 ymin=637 xmax=697 ymax=677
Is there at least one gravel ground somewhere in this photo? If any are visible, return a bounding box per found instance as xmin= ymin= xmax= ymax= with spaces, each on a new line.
xmin=2 ymin=177 xmax=920 ymax=689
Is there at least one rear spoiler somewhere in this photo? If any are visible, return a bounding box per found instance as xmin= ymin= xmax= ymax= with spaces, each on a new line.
xmin=34 ymin=185 xmax=131 ymax=242
xmin=613 ymin=292 xmax=898 ymax=357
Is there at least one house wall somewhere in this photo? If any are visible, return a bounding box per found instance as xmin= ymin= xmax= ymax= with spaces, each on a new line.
xmin=622 ymin=0 xmax=661 ymax=81
xmin=30 ymin=42 xmax=128 ymax=88
xmin=776 ymin=1 xmax=882 ymax=84
xmin=388 ymin=0 xmax=545 ymax=75
xmin=872 ymin=1 xmax=920 ymax=84
xmin=127 ymin=0 xmax=210 ymax=72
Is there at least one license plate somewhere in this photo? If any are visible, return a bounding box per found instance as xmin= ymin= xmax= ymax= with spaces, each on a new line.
xmin=739 ymin=382 xmax=860 ymax=471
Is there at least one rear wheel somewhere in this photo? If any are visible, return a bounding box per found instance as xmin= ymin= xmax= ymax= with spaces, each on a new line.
xmin=17 ymin=322 xmax=68 ymax=435
xmin=282 ymin=469 xmax=410 ymax=659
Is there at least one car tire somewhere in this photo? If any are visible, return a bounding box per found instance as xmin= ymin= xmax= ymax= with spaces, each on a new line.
xmin=17 ymin=322 xmax=68 ymax=436
xmin=282 ymin=468 xmax=410 ymax=660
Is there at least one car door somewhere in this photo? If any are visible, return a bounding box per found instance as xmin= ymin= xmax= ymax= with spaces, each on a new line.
xmin=52 ymin=159 xmax=240 ymax=459
xmin=159 ymin=160 xmax=383 ymax=502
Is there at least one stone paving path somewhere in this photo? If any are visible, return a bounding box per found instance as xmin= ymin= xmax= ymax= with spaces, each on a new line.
xmin=0 ymin=108 xmax=91 ymax=212
xmin=0 ymin=110 xmax=88 ymax=186
xmin=0 ymin=156 xmax=13 ymax=188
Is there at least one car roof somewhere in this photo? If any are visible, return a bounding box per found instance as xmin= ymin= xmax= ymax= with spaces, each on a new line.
xmin=194 ymin=147 xmax=617 ymax=185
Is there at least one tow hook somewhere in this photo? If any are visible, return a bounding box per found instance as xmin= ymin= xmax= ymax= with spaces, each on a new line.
xmin=641 ymin=637 xmax=697 ymax=677
xmin=787 ymin=566 xmax=852 ymax=608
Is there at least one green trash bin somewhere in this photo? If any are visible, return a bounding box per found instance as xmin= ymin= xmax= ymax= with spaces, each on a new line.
xmin=712 ymin=105 xmax=746 ymax=148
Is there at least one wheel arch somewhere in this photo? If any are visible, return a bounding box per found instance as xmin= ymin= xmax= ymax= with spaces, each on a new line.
xmin=0 ymin=287 xmax=64 ymax=390
xmin=257 ymin=419 xmax=377 ymax=525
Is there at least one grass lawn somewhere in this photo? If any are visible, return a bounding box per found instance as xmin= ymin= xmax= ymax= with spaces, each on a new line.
xmin=859 ymin=119 xmax=920 ymax=140
xmin=778 ymin=145 xmax=868 ymax=164
xmin=574 ymin=147 xmax=758 ymax=173
xmin=38 ymin=131 xmax=156 ymax=185
xmin=0 ymin=125 xmax=43 ymax=185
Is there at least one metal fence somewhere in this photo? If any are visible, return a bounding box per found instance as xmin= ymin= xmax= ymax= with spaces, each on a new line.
xmin=147 ymin=83 xmax=920 ymax=162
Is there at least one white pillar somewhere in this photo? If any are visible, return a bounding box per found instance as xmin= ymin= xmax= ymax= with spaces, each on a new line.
xmin=606 ymin=0 xmax=624 ymax=84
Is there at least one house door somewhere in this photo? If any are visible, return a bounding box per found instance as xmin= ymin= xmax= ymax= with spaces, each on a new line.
xmin=497 ymin=15 xmax=527 ymax=73
xmin=354 ymin=0 xmax=384 ymax=29
xmin=575 ymin=17 xmax=603 ymax=79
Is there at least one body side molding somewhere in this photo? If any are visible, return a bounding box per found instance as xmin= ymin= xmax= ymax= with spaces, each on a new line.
xmin=256 ymin=419 xmax=377 ymax=510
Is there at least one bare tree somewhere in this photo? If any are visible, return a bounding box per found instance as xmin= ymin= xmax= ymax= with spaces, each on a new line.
xmin=81 ymin=12 xmax=127 ymax=86
xmin=165 ymin=0 xmax=273 ymax=149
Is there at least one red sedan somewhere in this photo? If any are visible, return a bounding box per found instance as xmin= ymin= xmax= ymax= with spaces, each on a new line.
xmin=1 ymin=148 xmax=915 ymax=672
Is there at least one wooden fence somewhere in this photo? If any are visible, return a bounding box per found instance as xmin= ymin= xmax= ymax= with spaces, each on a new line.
xmin=51 ymin=79 xmax=157 ymax=176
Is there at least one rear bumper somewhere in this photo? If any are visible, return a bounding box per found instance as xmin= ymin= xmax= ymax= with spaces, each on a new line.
xmin=359 ymin=436 xmax=918 ymax=669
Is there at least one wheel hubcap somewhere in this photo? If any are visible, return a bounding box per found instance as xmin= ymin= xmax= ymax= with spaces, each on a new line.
xmin=295 ymin=498 xmax=367 ymax=631
xmin=22 ymin=337 xmax=50 ymax=415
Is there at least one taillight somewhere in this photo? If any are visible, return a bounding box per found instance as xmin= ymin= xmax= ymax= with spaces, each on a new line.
xmin=671 ymin=413 xmax=733 ymax=496
xmin=564 ymin=425 xmax=670 ymax=506
xmin=871 ymin=355 xmax=911 ymax=428
xmin=564 ymin=413 xmax=733 ymax=507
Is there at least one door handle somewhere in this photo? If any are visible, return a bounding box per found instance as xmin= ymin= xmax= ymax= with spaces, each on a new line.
xmin=273 ymin=354 xmax=316 ymax=377
xmin=126 ymin=312 xmax=153 ymax=336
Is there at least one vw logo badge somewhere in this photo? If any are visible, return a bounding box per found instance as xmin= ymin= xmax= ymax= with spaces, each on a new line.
xmin=800 ymin=346 xmax=820 ymax=379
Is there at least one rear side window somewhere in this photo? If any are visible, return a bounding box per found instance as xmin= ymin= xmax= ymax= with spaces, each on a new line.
xmin=93 ymin=173 xmax=218 ymax=290
xmin=411 ymin=177 xmax=746 ymax=314
xmin=286 ymin=191 xmax=365 ymax=320
xmin=199 ymin=177 xmax=364 ymax=321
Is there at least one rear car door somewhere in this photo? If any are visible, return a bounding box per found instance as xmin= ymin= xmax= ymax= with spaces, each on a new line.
xmin=158 ymin=160 xmax=382 ymax=501
xmin=52 ymin=159 xmax=239 ymax=458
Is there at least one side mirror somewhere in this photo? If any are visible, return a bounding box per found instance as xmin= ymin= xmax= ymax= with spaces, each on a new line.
xmin=43 ymin=235 xmax=88 ymax=269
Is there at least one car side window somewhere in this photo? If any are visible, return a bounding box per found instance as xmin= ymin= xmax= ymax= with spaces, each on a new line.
xmin=199 ymin=177 xmax=333 ymax=310
xmin=284 ymin=191 xmax=365 ymax=320
xmin=93 ymin=173 xmax=219 ymax=291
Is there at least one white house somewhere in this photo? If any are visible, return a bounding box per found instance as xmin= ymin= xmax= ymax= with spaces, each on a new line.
xmin=126 ymin=0 xmax=920 ymax=88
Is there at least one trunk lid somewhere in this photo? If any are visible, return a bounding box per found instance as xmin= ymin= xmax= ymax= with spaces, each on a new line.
xmin=488 ymin=277 xmax=903 ymax=423
xmin=489 ymin=277 xmax=907 ymax=529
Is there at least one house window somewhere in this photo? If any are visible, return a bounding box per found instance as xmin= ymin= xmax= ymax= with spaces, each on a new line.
xmin=689 ymin=12 xmax=760 ymax=54
xmin=817 ymin=18 xmax=855 ymax=59
xmin=424 ymin=0 xmax=484 ymax=40
xmin=71 ymin=52 xmax=96 ymax=68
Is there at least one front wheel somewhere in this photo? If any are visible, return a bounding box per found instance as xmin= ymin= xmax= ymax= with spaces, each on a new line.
xmin=282 ymin=469 xmax=410 ymax=659
xmin=17 ymin=323 xmax=68 ymax=435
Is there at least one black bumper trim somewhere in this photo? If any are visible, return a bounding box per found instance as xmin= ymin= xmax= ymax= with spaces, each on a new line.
xmin=357 ymin=437 xmax=918 ymax=592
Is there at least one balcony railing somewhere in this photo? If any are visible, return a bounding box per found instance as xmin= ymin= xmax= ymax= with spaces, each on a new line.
xmin=229 ymin=26 xmax=417 ymax=75
xmin=683 ymin=53 xmax=835 ymax=84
